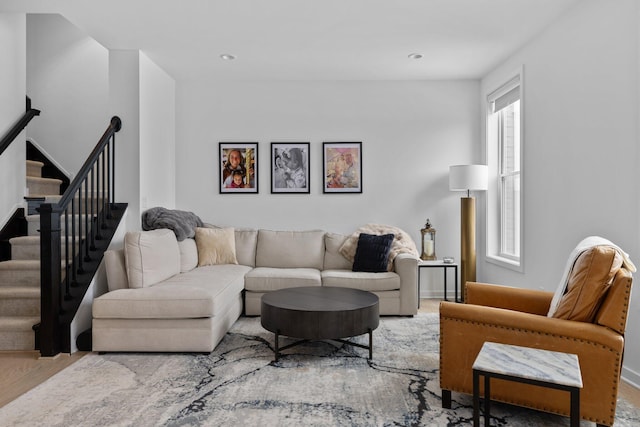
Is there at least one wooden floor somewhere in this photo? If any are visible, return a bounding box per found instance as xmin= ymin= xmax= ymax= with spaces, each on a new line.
xmin=0 ymin=299 xmax=638 ymax=410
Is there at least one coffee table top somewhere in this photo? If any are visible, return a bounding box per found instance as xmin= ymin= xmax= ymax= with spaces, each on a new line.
xmin=261 ymin=286 xmax=379 ymax=312
xmin=261 ymin=286 xmax=379 ymax=340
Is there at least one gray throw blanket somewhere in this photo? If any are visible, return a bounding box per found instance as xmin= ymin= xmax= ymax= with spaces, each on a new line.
xmin=141 ymin=207 xmax=203 ymax=241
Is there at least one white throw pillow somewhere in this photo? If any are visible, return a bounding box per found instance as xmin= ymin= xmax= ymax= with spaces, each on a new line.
xmin=124 ymin=229 xmax=180 ymax=288
xmin=178 ymin=238 xmax=198 ymax=272
xmin=195 ymin=227 xmax=238 ymax=266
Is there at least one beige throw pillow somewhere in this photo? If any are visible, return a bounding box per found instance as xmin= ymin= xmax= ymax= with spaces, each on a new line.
xmin=195 ymin=227 xmax=238 ymax=266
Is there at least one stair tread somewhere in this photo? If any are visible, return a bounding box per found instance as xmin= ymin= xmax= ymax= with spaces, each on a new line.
xmin=26 ymin=160 xmax=45 ymax=167
xmin=0 ymin=316 xmax=40 ymax=331
xmin=26 ymin=176 xmax=63 ymax=184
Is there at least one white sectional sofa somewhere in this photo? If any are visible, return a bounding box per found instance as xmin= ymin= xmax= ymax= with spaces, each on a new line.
xmin=92 ymin=227 xmax=419 ymax=353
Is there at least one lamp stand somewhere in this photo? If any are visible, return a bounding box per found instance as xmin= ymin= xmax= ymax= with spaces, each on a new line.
xmin=460 ymin=196 xmax=476 ymax=298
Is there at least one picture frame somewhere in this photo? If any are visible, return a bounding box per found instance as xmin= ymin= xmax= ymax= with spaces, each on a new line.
xmin=323 ymin=142 xmax=362 ymax=193
xmin=219 ymin=142 xmax=258 ymax=193
xmin=270 ymin=142 xmax=310 ymax=193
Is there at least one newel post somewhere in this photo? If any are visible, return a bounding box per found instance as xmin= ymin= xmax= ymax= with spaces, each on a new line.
xmin=39 ymin=203 xmax=64 ymax=357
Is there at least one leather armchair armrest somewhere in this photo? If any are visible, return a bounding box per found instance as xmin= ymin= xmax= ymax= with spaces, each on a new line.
xmin=440 ymin=301 xmax=622 ymax=349
xmin=466 ymin=282 xmax=553 ymax=316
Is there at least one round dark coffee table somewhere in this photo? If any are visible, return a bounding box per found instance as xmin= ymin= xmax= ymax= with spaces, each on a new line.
xmin=261 ymin=286 xmax=380 ymax=361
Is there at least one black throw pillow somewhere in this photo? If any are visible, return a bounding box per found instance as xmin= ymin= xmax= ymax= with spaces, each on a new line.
xmin=352 ymin=233 xmax=395 ymax=273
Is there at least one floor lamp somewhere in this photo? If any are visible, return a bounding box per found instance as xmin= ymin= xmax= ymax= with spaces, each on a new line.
xmin=449 ymin=165 xmax=488 ymax=296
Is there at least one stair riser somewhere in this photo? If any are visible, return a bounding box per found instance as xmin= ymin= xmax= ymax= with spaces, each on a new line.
xmin=11 ymin=243 xmax=80 ymax=261
xmin=27 ymin=180 xmax=61 ymax=197
xmin=30 ymin=197 xmax=107 ymax=216
xmin=0 ymin=331 xmax=35 ymax=351
xmin=0 ymin=270 xmax=41 ymax=287
xmin=26 ymin=162 xmax=43 ymax=177
xmin=0 ymin=299 xmax=39 ymax=316
xmin=28 ymin=216 xmax=97 ymax=236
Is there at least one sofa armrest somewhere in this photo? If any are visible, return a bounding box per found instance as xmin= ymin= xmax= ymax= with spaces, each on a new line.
xmin=104 ymin=249 xmax=129 ymax=292
xmin=393 ymin=253 xmax=419 ymax=315
xmin=466 ymin=282 xmax=553 ymax=316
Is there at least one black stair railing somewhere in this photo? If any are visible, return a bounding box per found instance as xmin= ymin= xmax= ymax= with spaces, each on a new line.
xmin=38 ymin=116 xmax=122 ymax=357
xmin=0 ymin=96 xmax=40 ymax=156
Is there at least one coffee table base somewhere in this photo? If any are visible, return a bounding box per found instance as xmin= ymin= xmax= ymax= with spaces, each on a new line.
xmin=272 ymin=328 xmax=374 ymax=362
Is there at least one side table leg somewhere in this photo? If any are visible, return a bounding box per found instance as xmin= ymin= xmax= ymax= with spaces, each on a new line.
xmin=455 ymin=265 xmax=460 ymax=302
xmin=274 ymin=331 xmax=280 ymax=362
xmin=368 ymin=328 xmax=373 ymax=359
xmin=484 ymin=375 xmax=491 ymax=427
xmin=473 ymin=370 xmax=480 ymax=427
xmin=443 ymin=268 xmax=448 ymax=301
xmin=570 ymin=388 xmax=580 ymax=427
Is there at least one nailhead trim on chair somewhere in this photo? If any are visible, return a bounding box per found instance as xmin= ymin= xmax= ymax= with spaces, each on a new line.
xmin=439 ymin=316 xmax=621 ymax=426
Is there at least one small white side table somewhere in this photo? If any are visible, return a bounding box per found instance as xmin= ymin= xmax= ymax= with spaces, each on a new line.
xmin=417 ymin=260 xmax=459 ymax=303
xmin=472 ymin=342 xmax=583 ymax=427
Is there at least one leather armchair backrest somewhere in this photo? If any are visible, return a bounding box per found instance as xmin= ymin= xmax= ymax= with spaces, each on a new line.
xmin=596 ymin=268 xmax=633 ymax=335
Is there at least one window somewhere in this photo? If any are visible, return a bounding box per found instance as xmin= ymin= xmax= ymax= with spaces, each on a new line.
xmin=486 ymin=72 xmax=522 ymax=270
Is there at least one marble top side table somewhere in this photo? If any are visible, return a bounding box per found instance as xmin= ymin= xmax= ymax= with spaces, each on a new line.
xmin=472 ymin=341 xmax=583 ymax=427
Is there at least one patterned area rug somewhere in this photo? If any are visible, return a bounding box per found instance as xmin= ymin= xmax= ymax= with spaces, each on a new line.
xmin=1 ymin=314 xmax=638 ymax=426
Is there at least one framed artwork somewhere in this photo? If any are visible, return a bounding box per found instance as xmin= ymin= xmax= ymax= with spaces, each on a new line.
xmin=271 ymin=142 xmax=310 ymax=193
xmin=323 ymin=142 xmax=362 ymax=193
xmin=219 ymin=142 xmax=258 ymax=193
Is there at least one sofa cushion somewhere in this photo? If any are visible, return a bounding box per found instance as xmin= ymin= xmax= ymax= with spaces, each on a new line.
xmin=321 ymin=269 xmax=400 ymax=292
xmin=552 ymin=245 xmax=623 ymax=322
xmin=178 ymin=238 xmax=198 ymax=272
xmin=255 ymin=230 xmax=325 ymax=269
xmin=244 ymin=267 xmax=322 ymax=292
xmin=124 ymin=229 xmax=180 ymax=289
xmin=93 ymin=264 xmax=251 ymax=319
xmin=93 ymin=285 xmax=214 ymax=319
xmin=352 ymin=233 xmax=394 ymax=273
xmin=195 ymin=227 xmax=238 ymax=266
xmin=324 ymin=232 xmax=352 ymax=270
xmin=235 ymin=228 xmax=258 ymax=267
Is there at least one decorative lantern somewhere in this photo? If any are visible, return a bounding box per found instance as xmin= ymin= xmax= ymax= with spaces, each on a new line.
xmin=421 ymin=219 xmax=437 ymax=261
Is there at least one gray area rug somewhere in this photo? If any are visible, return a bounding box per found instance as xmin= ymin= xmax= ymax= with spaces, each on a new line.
xmin=1 ymin=313 xmax=639 ymax=426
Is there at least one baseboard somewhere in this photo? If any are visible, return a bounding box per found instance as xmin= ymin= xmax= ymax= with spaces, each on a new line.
xmin=622 ymin=365 xmax=640 ymax=389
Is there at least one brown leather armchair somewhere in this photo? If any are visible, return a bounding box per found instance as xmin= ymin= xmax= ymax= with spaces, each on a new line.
xmin=439 ymin=246 xmax=633 ymax=427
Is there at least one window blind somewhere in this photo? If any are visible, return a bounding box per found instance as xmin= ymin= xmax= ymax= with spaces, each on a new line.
xmin=489 ymin=75 xmax=520 ymax=113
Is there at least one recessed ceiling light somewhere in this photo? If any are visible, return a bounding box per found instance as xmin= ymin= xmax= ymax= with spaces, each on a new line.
xmin=220 ymin=54 xmax=236 ymax=60
xmin=408 ymin=53 xmax=423 ymax=60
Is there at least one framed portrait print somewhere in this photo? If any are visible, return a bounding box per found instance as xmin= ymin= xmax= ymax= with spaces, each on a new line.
xmin=219 ymin=142 xmax=258 ymax=193
xmin=271 ymin=142 xmax=310 ymax=193
xmin=323 ymin=142 xmax=362 ymax=193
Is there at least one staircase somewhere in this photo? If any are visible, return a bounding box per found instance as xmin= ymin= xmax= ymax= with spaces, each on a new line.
xmin=0 ymin=160 xmax=63 ymax=350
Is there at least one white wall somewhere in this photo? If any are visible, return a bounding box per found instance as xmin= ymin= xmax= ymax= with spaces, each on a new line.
xmin=0 ymin=14 xmax=26 ymax=228
xmin=176 ymin=80 xmax=480 ymax=297
xmin=140 ymin=52 xmax=176 ymax=211
xmin=26 ymin=14 xmax=108 ymax=175
xmin=109 ymin=50 xmax=141 ymax=232
xmin=479 ymin=0 xmax=640 ymax=385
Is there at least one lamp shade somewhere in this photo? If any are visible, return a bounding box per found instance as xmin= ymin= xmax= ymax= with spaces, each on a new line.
xmin=449 ymin=165 xmax=488 ymax=192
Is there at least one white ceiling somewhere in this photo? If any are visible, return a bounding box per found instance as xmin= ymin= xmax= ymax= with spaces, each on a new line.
xmin=2 ymin=0 xmax=580 ymax=81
